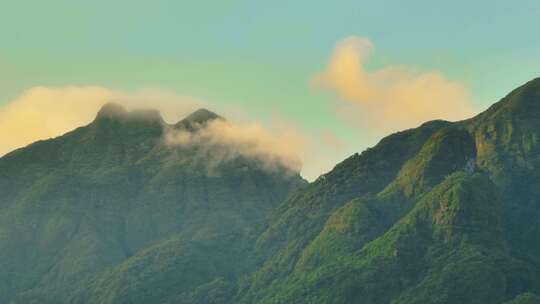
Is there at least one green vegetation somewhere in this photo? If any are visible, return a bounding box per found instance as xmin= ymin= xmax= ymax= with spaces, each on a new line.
xmin=237 ymin=78 xmax=540 ymax=304
xmin=0 ymin=105 xmax=305 ymax=304
xmin=2 ymin=78 xmax=540 ymax=304
xmin=505 ymin=293 xmax=540 ymax=304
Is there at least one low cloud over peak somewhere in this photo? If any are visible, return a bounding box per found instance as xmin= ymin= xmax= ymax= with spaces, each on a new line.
xmin=0 ymin=86 xmax=204 ymax=156
xmin=0 ymin=86 xmax=307 ymax=176
xmin=164 ymin=119 xmax=305 ymax=174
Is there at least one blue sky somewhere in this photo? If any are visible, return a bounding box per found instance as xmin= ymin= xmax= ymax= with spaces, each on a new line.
xmin=1 ymin=0 xmax=539 ymax=179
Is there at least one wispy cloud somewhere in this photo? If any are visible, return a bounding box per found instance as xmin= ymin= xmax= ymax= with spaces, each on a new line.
xmin=0 ymin=86 xmax=314 ymax=177
xmin=313 ymin=36 xmax=475 ymax=134
xmin=164 ymin=119 xmax=305 ymax=174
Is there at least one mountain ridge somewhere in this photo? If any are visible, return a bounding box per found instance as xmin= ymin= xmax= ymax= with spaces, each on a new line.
xmin=236 ymin=77 xmax=540 ymax=304
xmin=0 ymin=106 xmax=306 ymax=304
xmin=1 ymin=78 xmax=540 ymax=304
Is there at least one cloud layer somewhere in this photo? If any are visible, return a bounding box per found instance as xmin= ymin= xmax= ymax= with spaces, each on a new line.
xmin=0 ymin=86 xmax=203 ymax=156
xmin=0 ymin=86 xmax=310 ymax=177
xmin=313 ymin=36 xmax=475 ymax=133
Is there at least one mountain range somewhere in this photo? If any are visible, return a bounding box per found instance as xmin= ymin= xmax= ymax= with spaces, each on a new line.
xmin=1 ymin=78 xmax=540 ymax=304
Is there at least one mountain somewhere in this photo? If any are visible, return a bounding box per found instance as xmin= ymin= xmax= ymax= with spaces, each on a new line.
xmin=1 ymin=78 xmax=540 ymax=304
xmin=235 ymin=78 xmax=540 ymax=304
xmin=0 ymin=104 xmax=306 ymax=304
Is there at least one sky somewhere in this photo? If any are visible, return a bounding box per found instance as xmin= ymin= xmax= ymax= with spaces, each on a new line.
xmin=0 ymin=0 xmax=539 ymax=180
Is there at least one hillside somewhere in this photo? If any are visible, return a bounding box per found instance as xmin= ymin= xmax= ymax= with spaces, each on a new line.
xmin=1 ymin=78 xmax=540 ymax=304
xmin=236 ymin=78 xmax=540 ymax=304
xmin=0 ymin=104 xmax=306 ymax=304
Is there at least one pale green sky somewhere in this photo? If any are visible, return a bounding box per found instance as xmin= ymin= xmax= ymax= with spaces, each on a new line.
xmin=1 ymin=0 xmax=539 ymax=179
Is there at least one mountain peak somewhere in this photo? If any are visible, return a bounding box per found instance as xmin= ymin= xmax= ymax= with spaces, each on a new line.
xmin=184 ymin=108 xmax=221 ymax=123
xmin=94 ymin=103 xmax=164 ymax=124
xmin=508 ymin=77 xmax=540 ymax=101
xmin=96 ymin=102 xmax=128 ymax=119
xmin=175 ymin=108 xmax=223 ymax=129
xmin=466 ymin=77 xmax=540 ymax=128
xmin=490 ymin=77 xmax=540 ymax=114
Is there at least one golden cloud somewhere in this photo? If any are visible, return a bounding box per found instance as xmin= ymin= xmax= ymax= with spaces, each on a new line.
xmin=313 ymin=36 xmax=475 ymax=133
xmin=0 ymin=86 xmax=314 ymax=177
xmin=0 ymin=86 xmax=203 ymax=156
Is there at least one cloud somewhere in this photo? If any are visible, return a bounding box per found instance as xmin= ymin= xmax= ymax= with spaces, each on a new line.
xmin=313 ymin=36 xmax=475 ymax=133
xmin=165 ymin=120 xmax=353 ymax=180
xmin=164 ymin=119 xmax=305 ymax=174
xmin=0 ymin=85 xmax=309 ymax=177
xmin=0 ymin=86 xmax=204 ymax=156
xmin=319 ymin=130 xmax=344 ymax=151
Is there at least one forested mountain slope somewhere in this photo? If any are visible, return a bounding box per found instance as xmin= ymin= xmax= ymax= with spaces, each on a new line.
xmin=236 ymin=78 xmax=540 ymax=304
xmin=2 ymin=78 xmax=540 ymax=304
xmin=0 ymin=104 xmax=306 ymax=304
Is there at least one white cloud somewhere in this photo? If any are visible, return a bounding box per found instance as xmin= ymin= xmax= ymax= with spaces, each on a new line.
xmin=164 ymin=119 xmax=305 ymax=174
